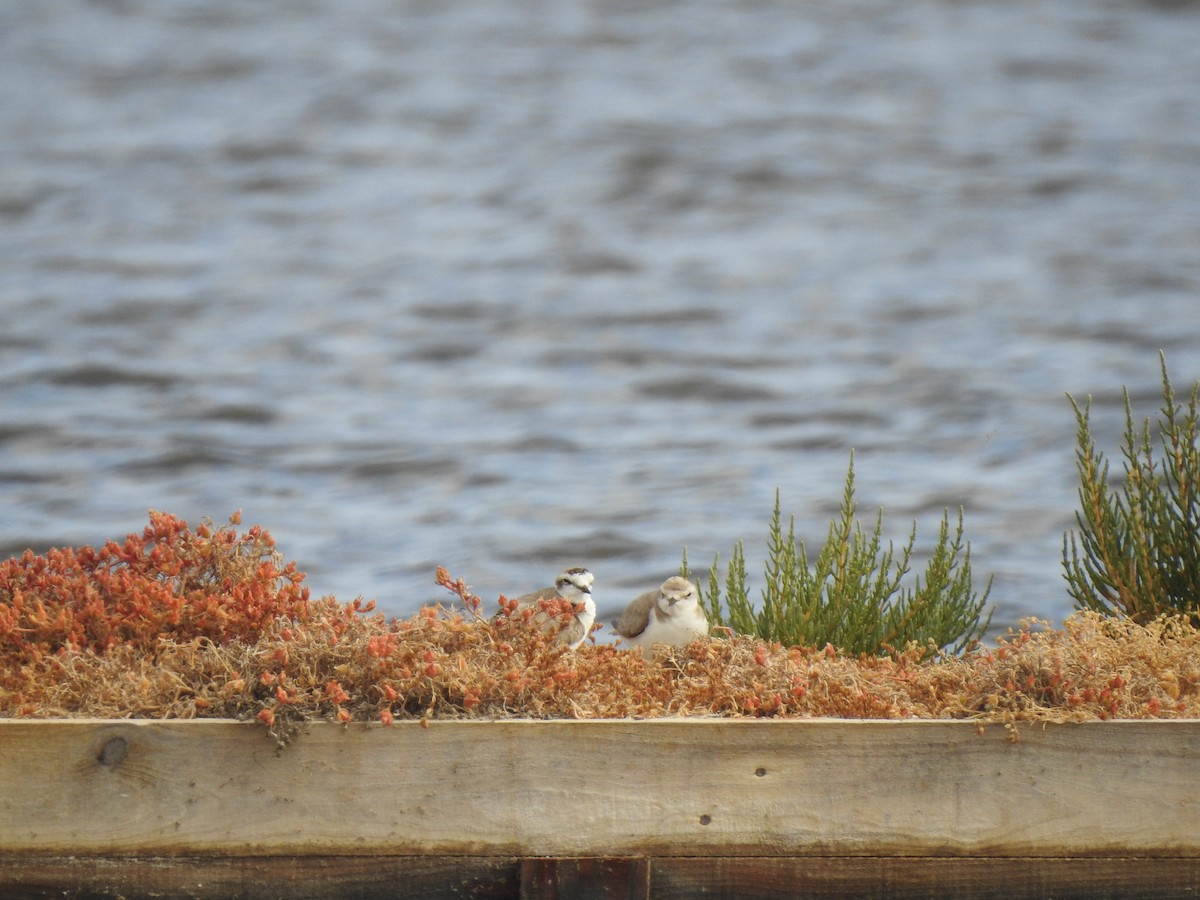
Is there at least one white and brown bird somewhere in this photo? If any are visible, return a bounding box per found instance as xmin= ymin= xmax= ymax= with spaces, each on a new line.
xmin=504 ymin=567 xmax=596 ymax=650
xmin=612 ymin=576 xmax=708 ymax=657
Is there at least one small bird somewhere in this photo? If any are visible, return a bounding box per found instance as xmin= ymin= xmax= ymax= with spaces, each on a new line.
xmin=612 ymin=576 xmax=708 ymax=657
xmin=505 ymin=567 xmax=596 ymax=650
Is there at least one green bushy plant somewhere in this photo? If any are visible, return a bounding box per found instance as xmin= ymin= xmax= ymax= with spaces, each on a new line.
xmin=1063 ymin=353 xmax=1200 ymax=622
xmin=683 ymin=455 xmax=992 ymax=656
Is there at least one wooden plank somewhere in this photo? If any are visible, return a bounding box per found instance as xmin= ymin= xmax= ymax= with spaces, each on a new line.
xmin=1 ymin=719 xmax=1199 ymax=857
xmin=2 ymin=856 xmax=1196 ymax=900
xmin=521 ymin=857 xmax=650 ymax=899
xmin=0 ymin=855 xmax=520 ymax=900
xmin=649 ymin=857 xmax=1200 ymax=900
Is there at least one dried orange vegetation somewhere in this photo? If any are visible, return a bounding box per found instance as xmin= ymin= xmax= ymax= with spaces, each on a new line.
xmin=0 ymin=510 xmax=310 ymax=663
xmin=3 ymin=515 xmax=1200 ymax=741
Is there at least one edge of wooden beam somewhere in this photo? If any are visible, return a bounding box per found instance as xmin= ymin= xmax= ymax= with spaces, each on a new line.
xmin=1 ymin=718 xmax=1198 ymax=858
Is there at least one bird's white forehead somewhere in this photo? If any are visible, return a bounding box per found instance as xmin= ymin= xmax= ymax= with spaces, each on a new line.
xmin=659 ymin=576 xmax=697 ymax=599
xmin=557 ymin=567 xmax=594 ymax=590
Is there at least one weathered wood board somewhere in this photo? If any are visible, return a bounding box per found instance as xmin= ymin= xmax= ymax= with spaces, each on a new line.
xmin=1 ymin=718 xmax=1198 ymax=860
xmin=3 ymin=855 xmax=1199 ymax=900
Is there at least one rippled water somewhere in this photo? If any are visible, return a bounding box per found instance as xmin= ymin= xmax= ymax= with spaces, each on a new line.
xmin=2 ymin=0 xmax=1199 ymax=636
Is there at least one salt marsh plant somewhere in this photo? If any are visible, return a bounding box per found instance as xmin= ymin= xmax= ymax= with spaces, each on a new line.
xmin=1063 ymin=354 xmax=1200 ymax=622
xmin=682 ymin=456 xmax=992 ymax=656
xmin=0 ymin=510 xmax=316 ymax=667
xmin=6 ymin=520 xmax=1200 ymax=725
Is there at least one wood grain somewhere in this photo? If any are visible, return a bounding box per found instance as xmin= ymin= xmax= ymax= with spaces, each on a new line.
xmin=2 ymin=856 xmax=1197 ymax=899
xmin=521 ymin=857 xmax=651 ymax=899
xmin=649 ymin=857 xmax=1200 ymax=900
xmin=1 ymin=718 xmax=1198 ymax=857
xmin=0 ymin=855 xmax=521 ymax=900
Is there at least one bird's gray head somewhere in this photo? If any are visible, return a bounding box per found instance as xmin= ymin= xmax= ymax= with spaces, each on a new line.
xmin=556 ymin=567 xmax=594 ymax=598
xmin=658 ymin=576 xmax=698 ymax=607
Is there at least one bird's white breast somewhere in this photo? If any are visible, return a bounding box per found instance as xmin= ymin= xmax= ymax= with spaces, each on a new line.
xmin=627 ymin=600 xmax=707 ymax=651
xmin=568 ymin=595 xmax=597 ymax=649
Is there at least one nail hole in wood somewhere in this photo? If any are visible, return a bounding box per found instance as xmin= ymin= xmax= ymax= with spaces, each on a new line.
xmin=99 ymin=737 xmax=128 ymax=767
xmin=755 ymin=767 xmax=767 ymax=777
xmin=699 ymin=814 xmax=712 ymax=826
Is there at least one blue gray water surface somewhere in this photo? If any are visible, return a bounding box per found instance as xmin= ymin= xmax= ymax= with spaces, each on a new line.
xmin=2 ymin=0 xmax=1200 ymax=635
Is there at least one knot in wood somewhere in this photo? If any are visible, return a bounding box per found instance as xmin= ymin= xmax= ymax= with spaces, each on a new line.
xmin=98 ymin=736 xmax=128 ymax=768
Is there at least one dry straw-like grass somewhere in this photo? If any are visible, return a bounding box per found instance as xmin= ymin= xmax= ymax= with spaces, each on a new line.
xmin=3 ymin=515 xmax=1200 ymax=744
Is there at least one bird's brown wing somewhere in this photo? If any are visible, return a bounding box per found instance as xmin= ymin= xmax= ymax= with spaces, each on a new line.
xmin=493 ymin=586 xmax=558 ymax=625
xmin=558 ymin=615 xmax=586 ymax=647
xmin=507 ymin=587 xmax=583 ymax=642
xmin=512 ymin=586 xmax=559 ymax=606
xmin=612 ymin=589 xmax=657 ymax=638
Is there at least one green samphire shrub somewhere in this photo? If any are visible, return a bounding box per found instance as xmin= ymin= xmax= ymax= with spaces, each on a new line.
xmin=683 ymin=455 xmax=992 ymax=656
xmin=1063 ymin=353 xmax=1200 ymax=622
